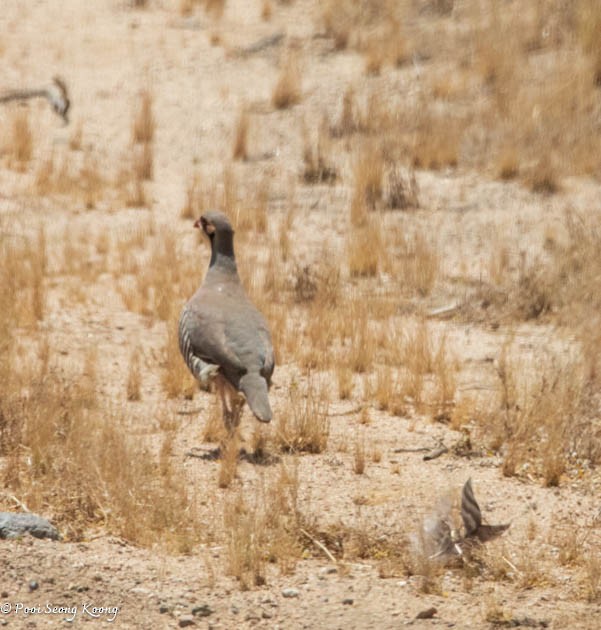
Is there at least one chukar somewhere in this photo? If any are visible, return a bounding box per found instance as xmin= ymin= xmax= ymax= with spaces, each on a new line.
xmin=178 ymin=211 xmax=274 ymax=431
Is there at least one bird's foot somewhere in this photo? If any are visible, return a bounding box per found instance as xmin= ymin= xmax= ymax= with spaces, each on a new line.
xmin=198 ymin=363 xmax=220 ymax=391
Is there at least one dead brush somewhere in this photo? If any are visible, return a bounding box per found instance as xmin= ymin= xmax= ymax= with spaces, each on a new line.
xmin=232 ymin=106 xmax=250 ymax=161
xmin=331 ymin=86 xmax=359 ymax=138
xmin=385 ymin=164 xmax=419 ymax=210
xmin=6 ymin=107 xmax=33 ymax=169
xmin=126 ymin=347 xmax=142 ymax=401
xmin=34 ymin=148 xmax=107 ymax=208
xmin=353 ymin=141 xmax=384 ymax=212
xmin=302 ymin=118 xmax=337 ymax=185
xmin=0 ymin=226 xmax=48 ymax=326
xmin=224 ymin=462 xmax=303 ymax=589
xmin=132 ymin=141 xmax=153 ymax=181
xmin=353 ymin=433 xmax=366 ymax=474
xmin=347 ymin=219 xmax=383 ymax=278
xmin=410 ymin=109 xmax=463 ymax=170
xmin=202 ymin=398 xmax=228 ymax=443
xmin=132 ymin=89 xmax=155 ymax=144
xmin=374 ymin=366 xmax=406 ymax=416
xmin=234 ymin=176 xmax=269 ymax=233
xmin=386 ymin=228 xmax=439 ymax=297
xmin=578 ymin=0 xmax=601 ymax=86
xmin=490 ymin=346 xmax=583 ymax=486
xmin=218 ymin=432 xmax=240 ymax=489
xmin=337 ymin=366 xmax=353 ymax=400
xmin=432 ymin=335 xmax=457 ymax=422
xmin=80 ymin=150 xmax=104 ymax=209
xmin=204 ymin=0 xmax=226 ymax=20
xmin=344 ymin=296 xmax=376 ymax=374
xmin=277 ymin=378 xmax=330 ymax=454
xmin=321 ymin=0 xmax=356 ymax=50
xmin=0 ymin=360 xmax=201 ymax=549
xmin=272 ymin=49 xmax=302 ymax=109
xmin=181 ymin=171 xmax=204 ymax=219
xmin=117 ymin=158 xmax=148 ymax=208
xmin=523 ymin=155 xmax=560 ymax=195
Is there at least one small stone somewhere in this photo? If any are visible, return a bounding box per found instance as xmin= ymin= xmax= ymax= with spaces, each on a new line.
xmin=0 ymin=592 xmax=7 ymax=598
xmin=415 ymin=607 xmax=437 ymax=620
xmin=0 ymin=512 xmax=59 ymax=540
xmin=281 ymin=588 xmax=299 ymax=598
xmin=29 ymin=581 xmax=39 ymax=592
xmin=191 ymin=604 xmax=213 ymax=618
xmin=262 ymin=610 xmax=273 ymax=619
xmin=178 ymin=615 xmax=195 ymax=628
xmin=342 ymin=598 xmax=354 ymax=606
xmin=159 ymin=604 xmax=170 ymax=614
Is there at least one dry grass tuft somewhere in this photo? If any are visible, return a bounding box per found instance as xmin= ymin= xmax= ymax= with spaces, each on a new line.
xmin=353 ymin=433 xmax=366 ymax=475
xmin=181 ymin=171 xmax=204 ymax=219
xmin=352 ymin=141 xmax=384 ymax=215
xmin=126 ymin=348 xmax=142 ymax=401
xmin=6 ymin=108 xmax=33 ymax=169
xmin=232 ymin=106 xmax=250 ymax=161
xmin=386 ymin=228 xmax=439 ymax=297
xmin=224 ymin=462 xmax=303 ymax=589
xmin=204 ymin=0 xmax=226 ymax=20
xmin=0 ymin=363 xmax=200 ymax=549
xmin=261 ymin=0 xmax=272 ymax=21
xmin=201 ymin=399 xmax=227 ymax=443
xmin=477 ymin=343 xmax=585 ymax=485
xmin=302 ymin=118 xmax=337 ymax=185
xmin=272 ymin=49 xmax=302 ymax=110
xmin=0 ymin=225 xmax=48 ymax=327
xmin=218 ymin=433 xmax=240 ymax=489
xmin=277 ymin=378 xmax=330 ymax=454
xmin=347 ymin=219 xmax=383 ymax=278
xmin=132 ymin=89 xmax=155 ymax=145
xmin=385 ymin=165 xmax=419 ymax=210
xmin=118 ymin=160 xmax=149 ymax=208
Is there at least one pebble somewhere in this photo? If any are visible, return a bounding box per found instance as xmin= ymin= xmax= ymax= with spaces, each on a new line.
xmin=262 ymin=611 xmax=273 ymax=619
xmin=281 ymin=588 xmax=299 ymax=599
xmin=159 ymin=603 xmax=170 ymax=614
xmin=29 ymin=581 xmax=39 ymax=592
xmin=342 ymin=598 xmax=354 ymax=606
xmin=178 ymin=615 xmax=195 ymax=628
xmin=0 ymin=592 xmax=7 ymax=599
xmin=192 ymin=604 xmax=213 ymax=618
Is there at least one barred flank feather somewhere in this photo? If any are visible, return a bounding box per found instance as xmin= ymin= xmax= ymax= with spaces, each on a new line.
xmin=178 ymin=306 xmax=207 ymax=381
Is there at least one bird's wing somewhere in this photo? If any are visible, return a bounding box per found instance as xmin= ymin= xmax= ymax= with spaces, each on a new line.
xmin=180 ymin=301 xmax=246 ymax=378
xmin=461 ymin=478 xmax=482 ymax=537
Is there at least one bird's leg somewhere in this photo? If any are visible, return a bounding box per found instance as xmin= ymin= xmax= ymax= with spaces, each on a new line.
xmin=198 ymin=362 xmax=220 ymax=392
xmin=215 ymin=376 xmax=235 ymax=434
xmin=231 ymin=391 xmax=245 ymax=430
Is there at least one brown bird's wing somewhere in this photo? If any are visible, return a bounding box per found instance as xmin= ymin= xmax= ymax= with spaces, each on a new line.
xmin=461 ymin=478 xmax=482 ymax=537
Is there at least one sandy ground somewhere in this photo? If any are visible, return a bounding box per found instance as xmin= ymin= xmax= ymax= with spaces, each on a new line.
xmin=1 ymin=1 xmax=601 ymax=629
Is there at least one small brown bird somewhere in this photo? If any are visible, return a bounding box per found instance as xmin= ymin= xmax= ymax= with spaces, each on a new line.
xmin=178 ymin=211 xmax=274 ymax=432
xmin=425 ymin=478 xmax=510 ymax=560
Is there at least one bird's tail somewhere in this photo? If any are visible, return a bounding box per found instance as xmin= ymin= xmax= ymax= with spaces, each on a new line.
xmin=239 ymin=373 xmax=272 ymax=422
